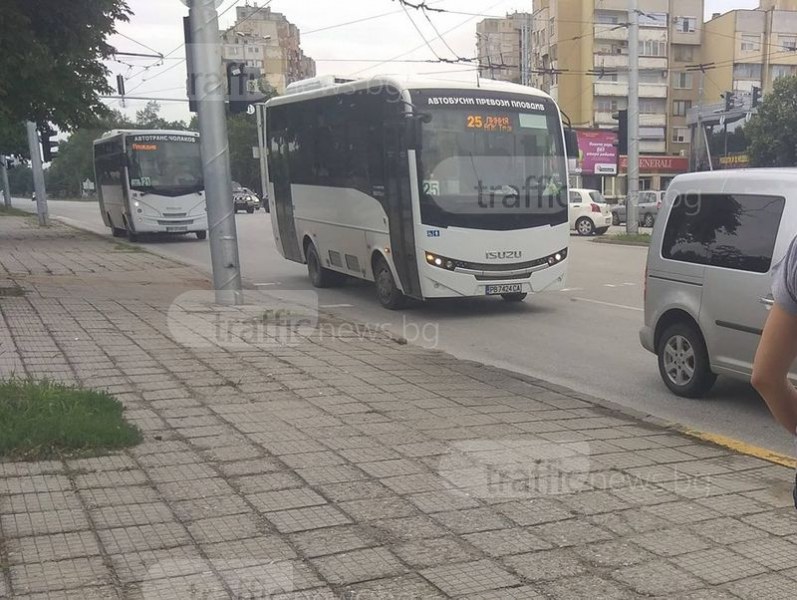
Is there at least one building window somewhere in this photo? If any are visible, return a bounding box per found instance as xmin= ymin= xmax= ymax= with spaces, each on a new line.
xmin=639 ymin=70 xmax=664 ymax=84
xmin=640 ymin=99 xmax=664 ymax=114
xmin=639 ymin=12 xmax=668 ymax=28
xmin=772 ymin=65 xmax=797 ymax=79
xmin=595 ymin=11 xmax=621 ymax=25
xmin=733 ymin=63 xmax=762 ymax=79
xmin=673 ymin=100 xmax=692 ymax=116
xmin=741 ymin=34 xmax=761 ymax=52
xmin=595 ymin=98 xmax=622 ymax=112
xmin=549 ymin=18 xmax=555 ymax=36
xmin=675 ymin=16 xmax=697 ymax=33
xmin=672 ymin=127 xmax=689 ymax=143
xmin=639 ymin=40 xmax=666 ymax=57
xmin=780 ymin=35 xmax=797 ymax=51
xmin=673 ymin=45 xmax=695 ymax=62
xmin=673 ymin=72 xmax=693 ymax=89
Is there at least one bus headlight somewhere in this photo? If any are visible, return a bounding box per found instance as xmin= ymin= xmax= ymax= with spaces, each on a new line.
xmin=425 ymin=252 xmax=457 ymax=271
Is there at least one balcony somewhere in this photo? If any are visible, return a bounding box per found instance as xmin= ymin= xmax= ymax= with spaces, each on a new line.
xmin=594 ymin=54 xmax=668 ymax=71
xmin=640 ymin=140 xmax=667 ymax=154
xmin=593 ymin=111 xmax=667 ymax=127
xmin=593 ymin=24 xmax=668 ymax=42
xmin=594 ymin=82 xmax=668 ymax=98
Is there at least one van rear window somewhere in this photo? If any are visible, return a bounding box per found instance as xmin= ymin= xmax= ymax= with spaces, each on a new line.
xmin=662 ymin=193 xmax=785 ymax=273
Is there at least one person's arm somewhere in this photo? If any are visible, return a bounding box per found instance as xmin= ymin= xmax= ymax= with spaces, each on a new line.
xmin=752 ymin=304 xmax=797 ymax=433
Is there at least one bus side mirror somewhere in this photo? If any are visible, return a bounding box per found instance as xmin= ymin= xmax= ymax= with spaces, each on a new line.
xmin=564 ymin=129 xmax=579 ymax=159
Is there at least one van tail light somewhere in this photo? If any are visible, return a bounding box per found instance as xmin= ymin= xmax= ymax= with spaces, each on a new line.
xmin=591 ymin=203 xmax=601 ymax=213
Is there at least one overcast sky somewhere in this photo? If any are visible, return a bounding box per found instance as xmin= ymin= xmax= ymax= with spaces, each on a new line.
xmin=107 ymin=0 xmax=761 ymax=123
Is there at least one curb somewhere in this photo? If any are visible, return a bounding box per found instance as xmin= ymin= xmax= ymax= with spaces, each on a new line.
xmin=45 ymin=214 xmax=795 ymax=471
xmin=591 ymin=238 xmax=651 ymax=248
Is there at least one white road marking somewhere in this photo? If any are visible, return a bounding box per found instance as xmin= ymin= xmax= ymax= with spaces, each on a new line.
xmin=320 ymin=304 xmax=354 ymax=308
xmin=603 ymin=284 xmax=618 ymax=288
xmin=559 ymin=287 xmax=583 ymax=292
xmin=571 ymin=296 xmax=644 ymax=312
xmin=254 ymin=282 xmax=281 ymax=286
xmin=621 ymin=282 xmax=637 ymax=286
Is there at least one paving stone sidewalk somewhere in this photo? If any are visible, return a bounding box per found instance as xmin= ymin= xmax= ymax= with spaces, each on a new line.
xmin=2 ymin=216 xmax=797 ymax=600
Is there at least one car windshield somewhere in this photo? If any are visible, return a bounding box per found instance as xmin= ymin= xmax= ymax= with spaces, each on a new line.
xmin=414 ymin=91 xmax=568 ymax=231
xmin=127 ymin=134 xmax=203 ymax=196
xmin=588 ymin=191 xmax=606 ymax=204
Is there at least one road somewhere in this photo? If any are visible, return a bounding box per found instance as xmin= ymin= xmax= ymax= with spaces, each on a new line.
xmin=12 ymin=198 xmax=791 ymax=455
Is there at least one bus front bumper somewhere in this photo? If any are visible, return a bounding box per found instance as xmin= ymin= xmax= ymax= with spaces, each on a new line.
xmin=132 ymin=214 xmax=208 ymax=233
xmin=418 ymin=259 xmax=567 ymax=299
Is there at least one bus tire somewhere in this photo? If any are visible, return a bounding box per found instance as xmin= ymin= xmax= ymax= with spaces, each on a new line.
xmin=196 ymin=231 xmax=207 ymax=240
xmin=374 ymin=256 xmax=407 ymax=310
xmin=306 ymin=242 xmax=343 ymax=288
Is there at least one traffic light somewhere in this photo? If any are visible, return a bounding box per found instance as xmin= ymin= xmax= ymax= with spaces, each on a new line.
xmin=724 ymin=91 xmax=736 ymax=112
xmin=612 ymin=109 xmax=628 ymax=155
xmin=226 ymin=62 xmax=266 ymax=114
xmin=38 ymin=124 xmax=58 ymax=163
xmin=752 ymin=86 xmax=762 ymax=108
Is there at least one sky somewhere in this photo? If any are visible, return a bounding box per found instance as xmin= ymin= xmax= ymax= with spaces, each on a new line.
xmin=107 ymin=0 xmax=762 ymax=124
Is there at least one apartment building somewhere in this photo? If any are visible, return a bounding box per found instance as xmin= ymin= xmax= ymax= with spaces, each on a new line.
xmin=701 ymin=0 xmax=797 ymax=105
xmin=531 ymin=1 xmax=702 ymax=192
xmin=221 ymin=4 xmax=315 ymax=94
xmin=476 ymin=13 xmax=533 ymax=84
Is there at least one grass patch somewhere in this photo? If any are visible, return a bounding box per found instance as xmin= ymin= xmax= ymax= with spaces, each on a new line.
xmin=111 ymin=242 xmax=146 ymax=253
xmin=595 ymin=233 xmax=651 ymax=246
xmin=0 ymin=379 xmax=142 ymax=460
xmin=0 ymin=205 xmax=29 ymax=217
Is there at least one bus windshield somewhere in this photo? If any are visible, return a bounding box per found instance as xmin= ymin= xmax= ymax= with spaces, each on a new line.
xmin=415 ymin=92 xmax=568 ymax=231
xmin=127 ymin=134 xmax=203 ymax=196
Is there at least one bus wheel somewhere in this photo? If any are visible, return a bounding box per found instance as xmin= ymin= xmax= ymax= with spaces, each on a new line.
xmin=374 ymin=257 xmax=407 ymax=310
xmin=501 ymin=293 xmax=527 ymax=302
xmin=196 ymin=231 xmax=207 ymax=240
xmin=306 ymin=243 xmax=342 ymax=288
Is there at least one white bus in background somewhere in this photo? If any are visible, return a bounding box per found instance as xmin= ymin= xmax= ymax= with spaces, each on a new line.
xmin=93 ymin=130 xmax=208 ymax=241
xmin=261 ymin=76 xmax=577 ymax=309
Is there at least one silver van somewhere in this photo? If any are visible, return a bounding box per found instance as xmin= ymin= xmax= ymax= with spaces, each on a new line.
xmin=641 ymin=169 xmax=797 ymax=398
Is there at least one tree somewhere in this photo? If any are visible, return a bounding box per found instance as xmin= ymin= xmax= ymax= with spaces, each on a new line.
xmin=0 ymin=0 xmax=131 ymax=135
xmin=745 ymin=76 xmax=797 ymax=167
xmin=135 ymin=101 xmax=189 ymax=131
xmin=45 ymin=111 xmax=132 ymax=198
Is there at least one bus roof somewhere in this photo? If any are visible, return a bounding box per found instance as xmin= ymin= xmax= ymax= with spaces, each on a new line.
xmin=266 ymin=75 xmax=555 ymax=108
xmin=93 ymin=129 xmax=199 ymax=145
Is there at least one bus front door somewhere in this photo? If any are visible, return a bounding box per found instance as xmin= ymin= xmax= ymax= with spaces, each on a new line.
xmin=271 ymin=130 xmax=302 ymax=262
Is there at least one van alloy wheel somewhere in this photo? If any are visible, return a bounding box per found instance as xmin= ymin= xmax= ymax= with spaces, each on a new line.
xmin=662 ymin=335 xmax=695 ymax=386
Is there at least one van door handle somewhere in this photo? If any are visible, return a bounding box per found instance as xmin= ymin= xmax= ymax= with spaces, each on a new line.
xmin=760 ymin=296 xmax=775 ymax=307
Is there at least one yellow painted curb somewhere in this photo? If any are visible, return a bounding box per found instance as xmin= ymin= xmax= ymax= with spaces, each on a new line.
xmin=681 ymin=428 xmax=796 ymax=469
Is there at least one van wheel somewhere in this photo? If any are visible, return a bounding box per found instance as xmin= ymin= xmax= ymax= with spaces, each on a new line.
xmin=657 ymin=323 xmax=717 ymax=398
xmin=196 ymin=231 xmax=207 ymax=240
xmin=643 ymin=213 xmax=655 ymax=228
xmin=306 ymin=243 xmax=344 ymax=288
xmin=612 ymin=213 xmax=620 ymax=226
xmin=576 ymin=217 xmax=595 ymax=236
xmin=246 ymin=207 xmax=255 ymax=214
xmin=374 ymin=256 xmax=406 ymax=310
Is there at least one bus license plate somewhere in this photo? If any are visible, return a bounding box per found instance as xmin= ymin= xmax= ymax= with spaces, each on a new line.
xmin=167 ymin=226 xmax=188 ymax=233
xmin=486 ymin=284 xmax=523 ymax=295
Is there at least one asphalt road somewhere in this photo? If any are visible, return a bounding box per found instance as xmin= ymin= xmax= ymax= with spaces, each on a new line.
xmin=12 ymin=198 xmax=791 ymax=455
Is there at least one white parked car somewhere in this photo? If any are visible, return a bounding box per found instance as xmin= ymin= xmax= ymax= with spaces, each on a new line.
xmin=569 ymin=188 xmax=612 ymax=236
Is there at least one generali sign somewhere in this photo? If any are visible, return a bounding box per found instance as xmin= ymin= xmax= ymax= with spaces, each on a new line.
xmin=619 ymin=155 xmax=689 ymax=174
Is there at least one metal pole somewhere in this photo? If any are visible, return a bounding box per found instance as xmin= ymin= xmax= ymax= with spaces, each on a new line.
xmin=188 ymin=0 xmax=243 ymax=304
xmin=1 ymin=158 xmax=11 ymax=210
xmin=255 ymin=103 xmax=269 ymax=204
xmin=696 ymin=69 xmax=705 ymax=171
xmin=626 ymin=0 xmax=640 ymax=235
xmin=26 ymin=122 xmax=49 ymax=227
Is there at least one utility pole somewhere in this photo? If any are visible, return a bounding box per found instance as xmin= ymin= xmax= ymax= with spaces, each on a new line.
xmin=188 ymin=0 xmax=243 ymax=304
xmin=25 ymin=122 xmax=49 ymax=227
xmin=626 ymin=0 xmax=640 ymax=235
xmin=0 ymin=157 xmax=11 ymax=210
